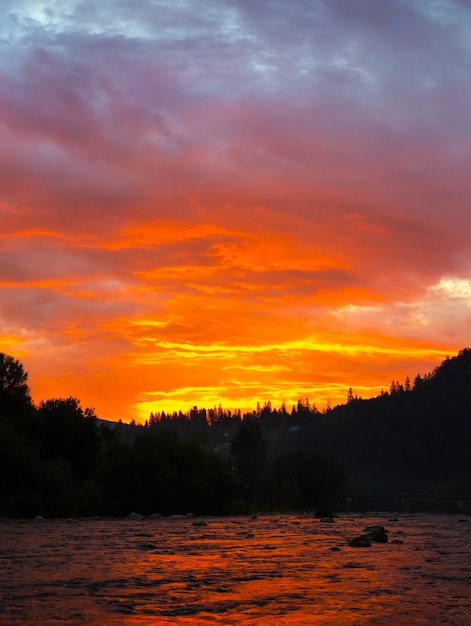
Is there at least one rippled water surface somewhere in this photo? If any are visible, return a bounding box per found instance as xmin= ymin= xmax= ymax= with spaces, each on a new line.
xmin=1 ymin=513 xmax=470 ymax=625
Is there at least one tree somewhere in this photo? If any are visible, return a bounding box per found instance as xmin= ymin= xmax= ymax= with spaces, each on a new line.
xmin=413 ymin=373 xmax=423 ymax=390
xmin=276 ymin=449 xmax=347 ymax=507
xmin=231 ymin=418 xmax=267 ymax=500
xmin=0 ymin=353 xmax=33 ymax=419
xmin=36 ymin=397 xmax=100 ymax=481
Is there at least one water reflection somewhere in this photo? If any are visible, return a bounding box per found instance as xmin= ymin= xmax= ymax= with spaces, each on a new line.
xmin=1 ymin=513 xmax=470 ymax=625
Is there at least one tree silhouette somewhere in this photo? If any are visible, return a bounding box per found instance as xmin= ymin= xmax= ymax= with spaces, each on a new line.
xmin=231 ymin=418 xmax=267 ymax=500
xmin=36 ymin=397 xmax=100 ymax=481
xmin=0 ymin=353 xmax=33 ymax=420
xmin=276 ymin=448 xmax=346 ymax=507
xmin=347 ymin=387 xmax=354 ymax=403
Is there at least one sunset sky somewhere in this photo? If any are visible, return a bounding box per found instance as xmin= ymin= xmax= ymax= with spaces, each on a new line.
xmin=1 ymin=0 xmax=470 ymax=423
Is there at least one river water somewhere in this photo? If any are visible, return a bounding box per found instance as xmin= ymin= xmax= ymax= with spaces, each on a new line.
xmin=1 ymin=513 xmax=470 ymax=625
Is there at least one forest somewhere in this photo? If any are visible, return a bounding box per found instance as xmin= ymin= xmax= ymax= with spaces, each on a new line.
xmin=1 ymin=349 xmax=470 ymax=518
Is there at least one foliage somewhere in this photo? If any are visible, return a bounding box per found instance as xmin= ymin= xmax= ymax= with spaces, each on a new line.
xmin=231 ymin=418 xmax=267 ymax=501
xmin=276 ymin=449 xmax=347 ymax=507
xmin=93 ymin=427 xmax=237 ymax=516
xmin=231 ymin=418 xmax=267 ymax=479
xmin=0 ymin=353 xmax=33 ymax=423
xmin=1 ymin=349 xmax=470 ymax=517
xmin=0 ymin=354 xmax=238 ymax=517
xmin=35 ymin=397 xmax=101 ymax=480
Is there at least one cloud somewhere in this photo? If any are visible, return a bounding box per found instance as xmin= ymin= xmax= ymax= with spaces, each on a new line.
xmin=331 ymin=275 xmax=471 ymax=344
xmin=1 ymin=0 xmax=469 ymax=420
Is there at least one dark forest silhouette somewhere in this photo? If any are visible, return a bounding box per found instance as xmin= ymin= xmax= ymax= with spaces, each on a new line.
xmin=1 ymin=349 xmax=470 ymax=518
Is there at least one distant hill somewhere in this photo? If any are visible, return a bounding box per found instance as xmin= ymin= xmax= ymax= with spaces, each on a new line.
xmin=271 ymin=349 xmax=471 ymax=495
xmin=118 ymin=348 xmax=471 ymax=496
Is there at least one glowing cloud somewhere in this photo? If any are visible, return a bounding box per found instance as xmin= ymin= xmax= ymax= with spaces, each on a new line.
xmin=1 ymin=0 xmax=470 ymax=421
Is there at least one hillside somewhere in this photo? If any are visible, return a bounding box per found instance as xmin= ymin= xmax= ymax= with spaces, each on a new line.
xmin=267 ymin=349 xmax=471 ymax=494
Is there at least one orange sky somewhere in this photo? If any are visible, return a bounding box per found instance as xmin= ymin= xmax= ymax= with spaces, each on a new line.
xmin=1 ymin=1 xmax=470 ymax=422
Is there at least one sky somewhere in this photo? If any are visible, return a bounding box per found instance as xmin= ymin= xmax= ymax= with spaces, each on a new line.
xmin=1 ymin=0 xmax=470 ymax=423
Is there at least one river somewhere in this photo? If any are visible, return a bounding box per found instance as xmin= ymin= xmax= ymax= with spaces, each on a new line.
xmin=1 ymin=513 xmax=470 ymax=625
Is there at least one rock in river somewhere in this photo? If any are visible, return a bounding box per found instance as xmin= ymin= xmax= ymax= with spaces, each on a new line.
xmin=348 ymin=535 xmax=372 ymax=548
xmin=127 ymin=512 xmax=144 ymax=521
xmin=364 ymin=525 xmax=388 ymax=543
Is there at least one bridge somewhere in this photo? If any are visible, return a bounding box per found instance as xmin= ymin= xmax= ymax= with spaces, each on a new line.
xmin=338 ymin=493 xmax=471 ymax=514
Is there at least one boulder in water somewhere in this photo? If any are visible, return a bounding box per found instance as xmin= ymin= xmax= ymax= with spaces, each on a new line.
xmin=126 ymin=512 xmax=144 ymax=521
xmin=364 ymin=525 xmax=388 ymax=543
xmin=348 ymin=535 xmax=372 ymax=548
